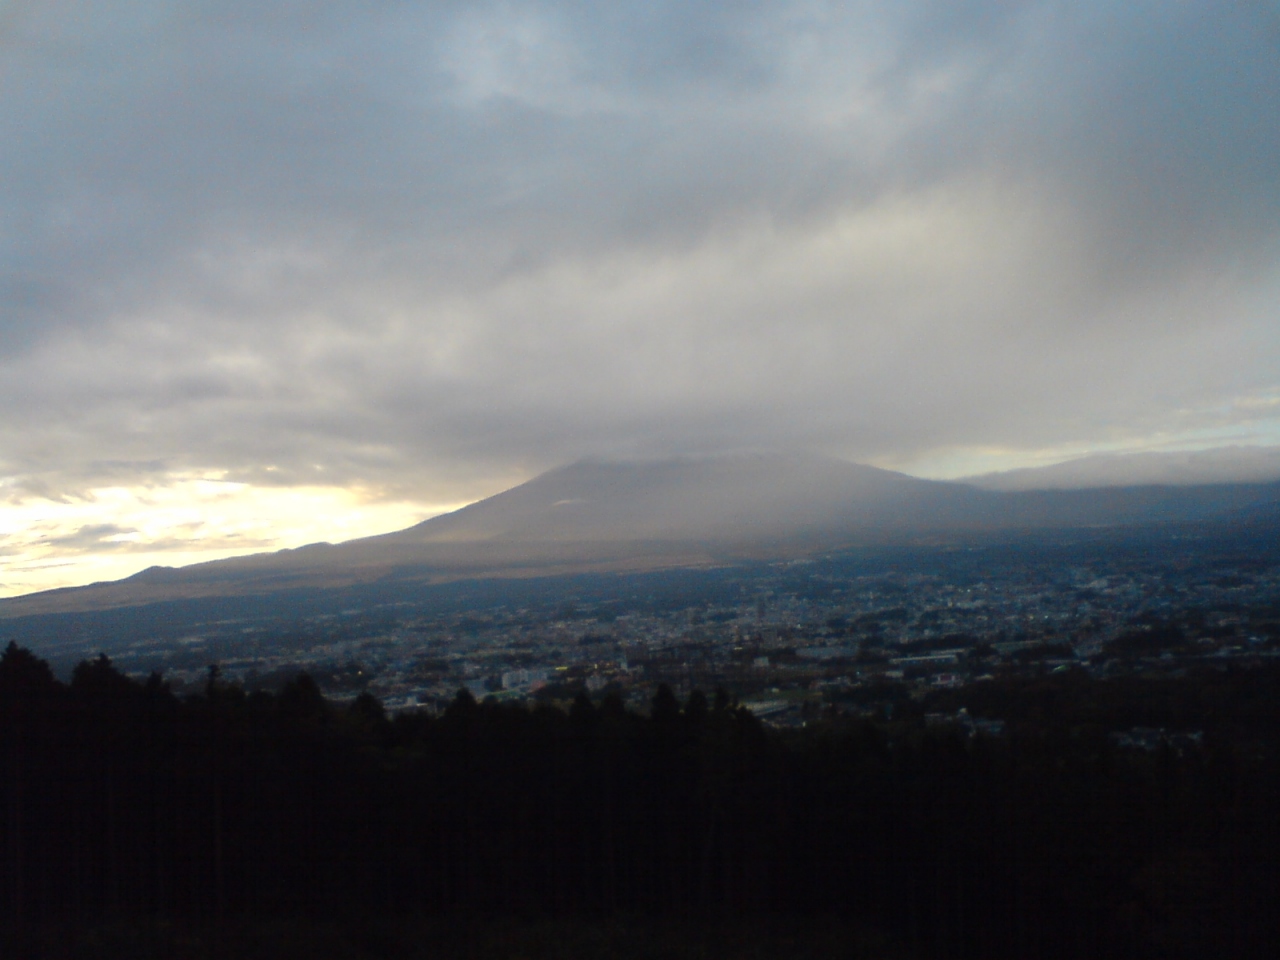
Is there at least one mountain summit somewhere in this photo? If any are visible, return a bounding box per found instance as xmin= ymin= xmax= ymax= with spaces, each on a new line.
xmin=382 ymin=453 xmax=988 ymax=544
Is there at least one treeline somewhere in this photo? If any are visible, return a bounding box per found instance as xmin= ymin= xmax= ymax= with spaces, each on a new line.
xmin=3 ymin=643 xmax=1279 ymax=959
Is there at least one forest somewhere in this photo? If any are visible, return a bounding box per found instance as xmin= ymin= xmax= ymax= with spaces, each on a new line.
xmin=3 ymin=641 xmax=1279 ymax=959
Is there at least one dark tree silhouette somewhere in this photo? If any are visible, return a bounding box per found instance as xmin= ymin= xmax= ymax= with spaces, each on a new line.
xmin=0 ymin=642 xmax=58 ymax=699
xmin=0 ymin=644 xmax=1277 ymax=959
xmin=650 ymin=683 xmax=681 ymax=723
xmin=684 ymin=689 xmax=709 ymax=725
xmin=278 ymin=672 xmax=329 ymax=722
xmin=70 ymin=653 xmax=138 ymax=703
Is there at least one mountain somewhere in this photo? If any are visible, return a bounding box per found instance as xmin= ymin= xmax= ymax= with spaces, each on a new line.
xmin=963 ymin=445 xmax=1280 ymax=491
xmin=3 ymin=452 xmax=1279 ymax=617
xmin=379 ymin=454 xmax=995 ymax=543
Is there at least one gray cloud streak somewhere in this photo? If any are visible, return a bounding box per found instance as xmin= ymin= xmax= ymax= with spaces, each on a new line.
xmin=1 ymin=0 xmax=1278 ymax=502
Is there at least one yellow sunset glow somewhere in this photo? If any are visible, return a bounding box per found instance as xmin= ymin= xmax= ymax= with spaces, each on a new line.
xmin=0 ymin=477 xmax=467 ymax=598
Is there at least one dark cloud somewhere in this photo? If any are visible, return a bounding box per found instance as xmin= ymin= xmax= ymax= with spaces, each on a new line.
xmin=25 ymin=520 xmax=274 ymax=555
xmin=40 ymin=524 xmax=138 ymax=552
xmin=1 ymin=1 xmax=1278 ymax=503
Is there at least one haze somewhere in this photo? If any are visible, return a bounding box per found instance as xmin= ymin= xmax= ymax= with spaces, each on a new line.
xmin=3 ymin=1 xmax=1280 ymax=596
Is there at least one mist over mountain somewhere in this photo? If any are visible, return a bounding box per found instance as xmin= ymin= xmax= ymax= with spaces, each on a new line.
xmin=964 ymin=445 xmax=1280 ymax=491
xmin=2 ymin=452 xmax=1278 ymax=618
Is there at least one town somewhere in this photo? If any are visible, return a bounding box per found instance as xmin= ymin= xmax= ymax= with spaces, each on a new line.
xmin=35 ymin=531 xmax=1277 ymax=728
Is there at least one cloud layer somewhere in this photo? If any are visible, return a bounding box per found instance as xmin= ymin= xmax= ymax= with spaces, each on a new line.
xmin=2 ymin=1 xmax=1280 ymax=588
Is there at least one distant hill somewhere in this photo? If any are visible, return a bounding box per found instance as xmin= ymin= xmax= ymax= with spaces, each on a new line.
xmin=2 ymin=452 xmax=1279 ymax=617
xmin=963 ymin=444 xmax=1280 ymax=491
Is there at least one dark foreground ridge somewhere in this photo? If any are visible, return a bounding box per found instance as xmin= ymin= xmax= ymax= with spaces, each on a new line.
xmin=3 ymin=642 xmax=1279 ymax=959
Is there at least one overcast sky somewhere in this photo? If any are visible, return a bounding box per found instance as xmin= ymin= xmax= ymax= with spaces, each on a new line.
xmin=3 ymin=0 xmax=1280 ymax=594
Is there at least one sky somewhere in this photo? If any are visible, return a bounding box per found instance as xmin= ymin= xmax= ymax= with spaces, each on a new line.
xmin=2 ymin=0 xmax=1280 ymax=596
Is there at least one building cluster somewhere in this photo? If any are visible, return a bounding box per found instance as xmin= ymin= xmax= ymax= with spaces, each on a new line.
xmin=81 ymin=545 xmax=1280 ymax=728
